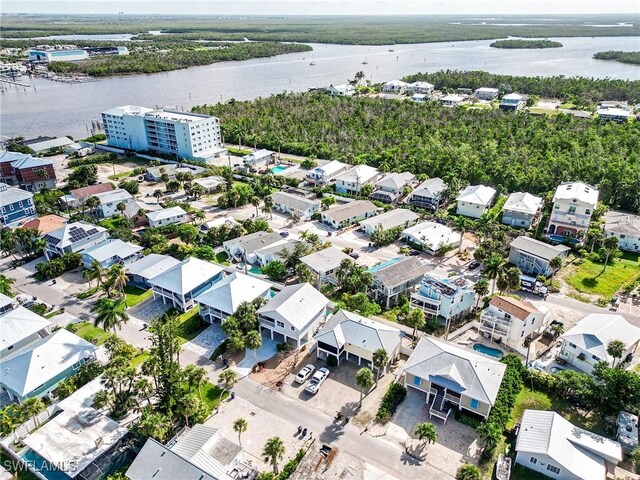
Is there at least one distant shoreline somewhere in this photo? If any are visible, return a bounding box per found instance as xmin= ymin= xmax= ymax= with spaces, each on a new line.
xmin=490 ymin=39 xmax=563 ymax=49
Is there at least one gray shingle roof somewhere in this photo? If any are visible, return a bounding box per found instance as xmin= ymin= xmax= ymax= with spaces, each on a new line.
xmin=315 ymin=310 xmax=403 ymax=354
xmin=300 ymin=247 xmax=351 ymax=274
xmin=323 ymin=200 xmax=378 ymax=223
xmin=271 ymin=191 xmax=319 ymax=211
xmin=410 ymin=177 xmax=447 ymax=199
xmin=359 ymin=209 xmax=419 ymax=231
xmin=403 ymin=336 xmax=506 ymax=406
xmin=82 ymin=239 xmax=142 ymax=262
xmin=126 ymin=254 xmax=181 ymax=281
xmin=0 ymin=182 xmax=33 ymax=206
xmin=510 ymin=236 xmax=570 ymax=261
xmin=93 ymin=188 xmax=133 ymax=205
xmin=605 ymin=210 xmax=640 ymax=236
xmin=223 ymin=231 xmax=284 ymax=256
xmin=375 ymin=172 xmax=416 ymax=190
xmin=370 ymin=256 xmax=428 ymax=290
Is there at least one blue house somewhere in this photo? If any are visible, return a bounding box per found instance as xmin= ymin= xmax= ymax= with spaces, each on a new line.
xmin=411 ymin=274 xmax=476 ymax=325
xmin=0 ymin=182 xmax=36 ymax=227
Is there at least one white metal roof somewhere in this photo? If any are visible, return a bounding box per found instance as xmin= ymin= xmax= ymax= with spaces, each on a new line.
xmin=0 ymin=306 xmax=51 ymax=357
xmin=126 ymin=254 xmax=181 ymax=280
xmin=195 ymin=272 xmax=271 ymax=315
xmin=516 ymin=409 xmax=622 ymax=480
xmin=0 ymin=329 xmax=96 ymax=397
xmin=402 ymin=221 xmax=461 ymax=251
xmin=410 ymin=177 xmax=447 ymax=199
xmin=403 ymin=336 xmax=506 ymax=406
xmin=503 ymin=192 xmax=543 ymax=215
xmin=300 ymin=246 xmax=351 ymax=274
xmin=502 ymin=93 xmax=524 ymax=100
xmin=43 ymin=221 xmax=107 ymax=248
xmin=23 ymin=377 xmax=128 ymax=478
xmin=552 ymin=181 xmax=599 ymax=206
xmin=28 ymin=137 xmax=75 ymax=152
xmin=334 ymin=165 xmax=379 ymax=184
xmin=0 ymin=182 xmax=33 ymax=206
xmin=146 ymin=206 xmax=187 ymax=222
xmin=148 ymin=257 xmax=224 ymax=295
xmin=82 ymin=239 xmax=143 ymax=262
xmin=456 ymin=185 xmax=496 ymax=206
xmin=359 ymin=209 xmax=419 ymax=232
xmin=271 ymin=191 xmax=320 ymax=211
xmin=510 ymin=236 xmax=570 ymax=261
xmin=315 ymin=310 xmax=403 ymax=354
xmin=93 ymin=188 xmax=133 ymax=205
xmin=561 ymin=314 xmax=640 ymax=362
xmin=475 ymin=87 xmax=499 ymax=93
xmin=258 ymin=283 xmax=329 ymax=330
xmin=604 ymin=210 xmax=640 ymax=237
xmin=314 ymin=160 xmax=348 ymax=177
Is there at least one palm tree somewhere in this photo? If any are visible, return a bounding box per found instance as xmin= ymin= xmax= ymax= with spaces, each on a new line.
xmin=218 ymin=369 xmax=237 ymax=411
xmin=91 ymin=297 xmax=128 ymax=332
xmin=602 ymin=236 xmax=619 ymax=272
xmin=550 ymin=323 xmax=564 ymax=338
xmin=85 ymin=196 xmax=100 ymax=218
xmin=21 ymin=397 xmax=45 ymax=428
xmin=0 ymin=274 xmax=15 ymax=297
xmin=497 ymin=266 xmax=522 ymax=294
xmin=116 ymin=202 xmax=127 ymax=217
xmin=0 ymin=229 xmax=18 ymax=259
xmin=84 ymin=260 xmax=106 ymax=290
xmin=355 ymin=368 xmax=375 ymax=407
xmin=607 ymin=340 xmax=626 ymax=367
xmin=483 ymin=253 xmax=506 ymax=295
xmin=183 ymin=365 xmax=207 ymax=399
xmin=153 ymin=189 xmax=163 ymax=204
xmin=473 ymin=278 xmax=489 ymax=309
xmin=245 ymin=330 xmax=262 ymax=366
xmin=415 ymin=422 xmax=438 ymax=447
xmin=233 ymin=418 xmax=248 ymax=447
xmin=372 ymin=348 xmax=389 ymax=386
xmin=452 ymin=216 xmax=471 ymax=253
xmin=262 ymin=195 xmax=274 ymax=218
xmin=107 ymin=264 xmax=128 ymax=298
xmin=405 ymin=308 xmax=425 ymax=347
xmin=251 ymin=196 xmax=261 ymax=217
xmin=193 ymin=210 xmax=206 ymax=225
xmin=295 ymin=263 xmax=314 ymax=284
xmin=549 ymin=256 xmax=563 ymax=276
xmin=262 ymin=437 xmax=285 ymax=475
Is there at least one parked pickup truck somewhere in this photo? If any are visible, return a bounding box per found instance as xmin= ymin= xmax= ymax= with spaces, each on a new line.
xmin=520 ymin=275 xmax=548 ymax=297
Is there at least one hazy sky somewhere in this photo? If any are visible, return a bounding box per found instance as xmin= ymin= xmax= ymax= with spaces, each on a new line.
xmin=3 ymin=0 xmax=639 ymax=15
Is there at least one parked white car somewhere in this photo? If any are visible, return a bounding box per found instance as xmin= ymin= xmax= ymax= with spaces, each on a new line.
xmin=295 ymin=364 xmax=316 ymax=384
xmin=304 ymin=367 xmax=330 ymax=395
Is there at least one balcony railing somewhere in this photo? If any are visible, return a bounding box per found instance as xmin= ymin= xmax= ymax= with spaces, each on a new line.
xmin=479 ymin=313 xmax=512 ymax=337
xmin=550 ymin=211 xmax=591 ymax=227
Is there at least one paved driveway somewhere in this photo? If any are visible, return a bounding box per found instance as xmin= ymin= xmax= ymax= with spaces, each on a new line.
xmin=233 ymin=334 xmax=279 ymax=377
xmin=182 ymin=324 xmax=227 ymax=358
xmin=128 ymin=297 xmax=170 ymax=322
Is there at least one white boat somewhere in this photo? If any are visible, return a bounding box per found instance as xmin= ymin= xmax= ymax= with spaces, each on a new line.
xmin=496 ymin=454 xmax=511 ymax=480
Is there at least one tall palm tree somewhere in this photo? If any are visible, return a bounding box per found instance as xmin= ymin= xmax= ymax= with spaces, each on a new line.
xmin=483 ymin=253 xmax=506 ymax=295
xmin=91 ymin=297 xmax=129 ymax=332
xmin=606 ymin=340 xmax=626 ymax=367
xmin=549 ymin=256 xmax=563 ymax=276
xmin=218 ymin=369 xmax=237 ymax=411
xmin=0 ymin=274 xmax=15 ymax=297
xmin=107 ymin=264 xmax=128 ymax=298
xmin=182 ymin=365 xmax=207 ymax=399
xmin=497 ymin=267 xmax=522 ymax=294
xmin=473 ymin=278 xmax=489 ymax=309
xmin=0 ymin=228 xmax=17 ymax=259
xmin=415 ymin=422 xmax=438 ymax=447
xmin=233 ymin=418 xmax=248 ymax=447
xmin=245 ymin=330 xmax=262 ymax=366
xmin=262 ymin=437 xmax=285 ymax=475
xmin=405 ymin=308 xmax=425 ymax=346
xmin=21 ymin=397 xmax=45 ymax=428
xmin=452 ymin=216 xmax=471 ymax=253
xmin=153 ymin=190 xmax=163 ymax=204
xmin=602 ymin=236 xmax=619 ymax=272
xmin=262 ymin=195 xmax=274 ymax=218
xmin=84 ymin=260 xmax=106 ymax=290
xmin=85 ymin=196 xmax=100 ymax=218
xmin=251 ymin=196 xmax=261 ymax=217
xmin=372 ymin=348 xmax=389 ymax=386
xmin=355 ymin=367 xmax=375 ymax=407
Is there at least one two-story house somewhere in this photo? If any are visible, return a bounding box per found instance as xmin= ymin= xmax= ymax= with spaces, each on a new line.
xmin=305 ymin=160 xmax=348 ymax=185
xmin=456 ymin=185 xmax=496 ymax=219
xmin=502 ymin=192 xmax=543 ymax=229
xmin=60 ymin=183 xmax=114 ymax=209
xmin=474 ymin=87 xmax=499 ymax=100
xmin=499 ymin=93 xmax=525 ymax=111
xmin=403 ymin=336 xmax=506 ymax=421
xmin=369 ymin=256 xmax=428 ymax=307
xmin=43 ymin=222 xmax=109 ymax=260
xmin=300 ymin=246 xmax=352 ymax=287
xmin=547 ymin=181 xmax=599 ymax=240
xmin=93 ymin=188 xmax=139 ymax=219
xmin=604 ymin=210 xmax=640 ymax=252
xmin=223 ymin=231 xmax=284 ymax=264
xmin=0 ymin=298 xmax=51 ymax=360
xmin=149 ymin=257 xmax=225 ymax=312
xmin=480 ymin=296 xmax=548 ymax=352
xmin=257 ymin=283 xmax=330 ymax=348
xmin=146 ymin=206 xmax=188 ymax=228
xmin=0 ymin=182 xmax=37 ymax=227
xmin=509 ymin=236 xmax=571 ymax=277
xmin=411 ymin=274 xmax=476 ymax=325
xmin=334 ymin=165 xmax=380 ymax=195
xmin=406 ymin=177 xmax=448 ymax=211
xmin=369 ymin=172 xmax=416 ymax=204
xmin=559 ymin=313 xmax=640 ymax=374
xmin=0 ymin=152 xmax=57 ymax=192
xmin=81 ymin=238 xmax=144 ymax=269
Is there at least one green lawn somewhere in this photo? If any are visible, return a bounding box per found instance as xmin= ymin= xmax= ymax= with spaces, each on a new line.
xmin=76 ymin=286 xmax=99 ymax=299
xmin=124 ymin=286 xmax=152 ymax=307
xmin=507 ymin=387 xmax=605 ymax=434
xmin=175 ymin=307 xmax=208 ymax=344
xmin=510 ymin=464 xmax=550 ymax=480
xmin=202 ymin=381 xmax=228 ymax=411
xmin=565 ymin=252 xmax=640 ymax=299
xmin=99 ymin=216 xmax=127 ymax=230
xmin=214 ymin=251 xmax=230 ymax=266
xmin=131 ymin=350 xmax=149 ymax=368
xmin=69 ymin=321 xmax=112 ymax=345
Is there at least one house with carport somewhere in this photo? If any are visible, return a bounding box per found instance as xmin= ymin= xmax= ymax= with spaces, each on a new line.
xmin=148 ymin=257 xmax=225 ymax=312
xmin=196 ymin=272 xmax=273 ymax=324
xmin=369 ymin=256 xmax=428 ymax=308
xmin=559 ymin=313 xmax=640 ymax=374
xmin=509 ymin=236 xmax=570 ymax=277
xmin=315 ymin=310 xmax=402 ymax=374
xmin=403 ymin=336 xmax=506 ymax=422
xmin=257 ymin=283 xmax=330 ymax=347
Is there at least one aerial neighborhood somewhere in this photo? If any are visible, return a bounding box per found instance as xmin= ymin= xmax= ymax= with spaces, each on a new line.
xmin=1 ymin=17 xmax=640 ymax=480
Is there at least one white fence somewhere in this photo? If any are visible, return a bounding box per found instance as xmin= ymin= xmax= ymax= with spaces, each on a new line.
xmin=1 ymin=403 xmax=60 ymax=445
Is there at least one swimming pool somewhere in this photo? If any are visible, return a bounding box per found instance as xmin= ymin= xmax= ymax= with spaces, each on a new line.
xmin=21 ymin=449 xmax=72 ymax=480
xmin=547 ymin=234 xmax=580 ymax=245
xmin=473 ymin=343 xmax=504 ymax=359
xmin=270 ymin=165 xmax=289 ymax=174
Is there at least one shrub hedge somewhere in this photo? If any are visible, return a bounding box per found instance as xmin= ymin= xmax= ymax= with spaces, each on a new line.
xmin=375 ymin=382 xmax=407 ymax=423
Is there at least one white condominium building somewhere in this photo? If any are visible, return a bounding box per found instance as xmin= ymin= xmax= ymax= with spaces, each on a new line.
xmin=101 ymin=105 xmax=225 ymax=162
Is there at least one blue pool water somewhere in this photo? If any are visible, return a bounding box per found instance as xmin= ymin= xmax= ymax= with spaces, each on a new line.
xmin=547 ymin=234 xmax=580 ymax=245
xmin=473 ymin=343 xmax=504 ymax=359
xmin=249 ymin=266 xmax=263 ymax=275
xmin=21 ymin=449 xmax=72 ymax=480
xmin=270 ymin=165 xmax=289 ymax=174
